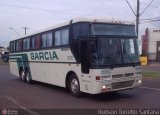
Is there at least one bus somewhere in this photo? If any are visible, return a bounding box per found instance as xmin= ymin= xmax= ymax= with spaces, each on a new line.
xmin=9 ymin=17 xmax=142 ymax=97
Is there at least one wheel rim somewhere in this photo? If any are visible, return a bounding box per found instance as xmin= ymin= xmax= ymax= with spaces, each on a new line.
xmin=71 ymin=79 xmax=79 ymax=93
xmin=26 ymin=73 xmax=30 ymax=82
xmin=21 ymin=71 xmax=25 ymax=80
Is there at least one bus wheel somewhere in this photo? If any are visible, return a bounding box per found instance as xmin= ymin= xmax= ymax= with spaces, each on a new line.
xmin=69 ymin=74 xmax=82 ymax=97
xmin=26 ymin=71 xmax=32 ymax=83
xmin=20 ymin=71 xmax=26 ymax=81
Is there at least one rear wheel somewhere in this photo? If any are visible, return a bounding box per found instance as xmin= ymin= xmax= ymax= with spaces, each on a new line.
xmin=20 ymin=70 xmax=26 ymax=81
xmin=69 ymin=74 xmax=82 ymax=97
xmin=26 ymin=70 xmax=32 ymax=83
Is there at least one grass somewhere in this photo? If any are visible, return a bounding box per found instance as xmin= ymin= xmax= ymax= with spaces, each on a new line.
xmin=142 ymin=72 xmax=160 ymax=78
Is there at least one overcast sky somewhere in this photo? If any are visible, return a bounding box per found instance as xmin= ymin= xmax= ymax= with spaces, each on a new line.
xmin=0 ymin=0 xmax=160 ymax=47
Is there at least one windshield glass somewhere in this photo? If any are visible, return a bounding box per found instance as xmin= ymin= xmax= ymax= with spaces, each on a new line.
xmin=91 ymin=38 xmax=139 ymax=67
xmin=92 ymin=24 xmax=136 ymax=36
xmin=121 ymin=38 xmax=139 ymax=64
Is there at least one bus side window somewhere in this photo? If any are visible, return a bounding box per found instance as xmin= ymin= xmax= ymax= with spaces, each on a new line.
xmin=16 ymin=40 xmax=19 ymax=51
xmin=31 ymin=37 xmax=35 ymax=49
xmin=73 ymin=23 xmax=89 ymax=38
xmin=13 ymin=41 xmax=16 ymax=52
xmin=47 ymin=32 xmax=53 ymax=47
xmin=55 ymin=28 xmax=69 ymax=46
xmin=16 ymin=40 xmax=22 ymax=51
xmin=35 ymin=34 xmax=41 ymax=49
xmin=41 ymin=31 xmax=53 ymax=48
xmin=23 ymin=38 xmax=30 ymax=50
xmin=42 ymin=33 xmax=47 ymax=48
xmin=55 ymin=30 xmax=61 ymax=46
xmin=10 ymin=42 xmax=14 ymax=52
xmin=19 ymin=40 xmax=22 ymax=51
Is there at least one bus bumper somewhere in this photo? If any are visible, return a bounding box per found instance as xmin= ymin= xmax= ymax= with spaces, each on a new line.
xmin=91 ymin=77 xmax=142 ymax=94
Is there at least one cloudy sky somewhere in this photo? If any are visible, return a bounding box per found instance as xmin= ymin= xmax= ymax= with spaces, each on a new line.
xmin=0 ymin=0 xmax=159 ymax=47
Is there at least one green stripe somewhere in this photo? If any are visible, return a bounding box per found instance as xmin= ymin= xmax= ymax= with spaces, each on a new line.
xmin=10 ymin=54 xmax=32 ymax=78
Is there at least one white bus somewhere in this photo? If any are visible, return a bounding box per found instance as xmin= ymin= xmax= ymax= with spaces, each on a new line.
xmin=9 ymin=17 xmax=142 ymax=97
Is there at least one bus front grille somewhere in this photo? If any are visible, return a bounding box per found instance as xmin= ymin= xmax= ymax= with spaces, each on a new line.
xmin=111 ymin=80 xmax=135 ymax=90
xmin=112 ymin=73 xmax=134 ymax=78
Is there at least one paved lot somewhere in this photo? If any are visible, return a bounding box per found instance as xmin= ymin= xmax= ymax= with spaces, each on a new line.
xmin=0 ymin=65 xmax=160 ymax=115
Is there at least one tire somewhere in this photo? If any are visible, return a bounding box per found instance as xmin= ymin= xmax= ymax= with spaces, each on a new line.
xmin=69 ymin=74 xmax=82 ymax=97
xmin=25 ymin=70 xmax=32 ymax=83
xmin=20 ymin=70 xmax=25 ymax=81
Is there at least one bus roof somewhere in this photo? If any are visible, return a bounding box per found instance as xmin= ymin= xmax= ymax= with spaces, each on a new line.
xmin=72 ymin=17 xmax=134 ymax=25
xmin=12 ymin=17 xmax=135 ymax=40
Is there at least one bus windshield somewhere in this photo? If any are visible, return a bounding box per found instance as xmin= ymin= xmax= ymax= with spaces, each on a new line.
xmin=91 ymin=38 xmax=139 ymax=67
xmin=91 ymin=23 xmax=136 ymax=36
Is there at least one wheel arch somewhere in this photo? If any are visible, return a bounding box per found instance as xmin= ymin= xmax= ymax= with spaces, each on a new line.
xmin=19 ymin=67 xmax=23 ymax=75
xmin=25 ymin=67 xmax=29 ymax=72
xmin=65 ymin=71 xmax=77 ymax=88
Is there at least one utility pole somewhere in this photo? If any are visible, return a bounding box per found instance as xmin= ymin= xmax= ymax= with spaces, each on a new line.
xmin=126 ymin=0 xmax=140 ymax=36
xmin=126 ymin=0 xmax=154 ymax=37
xmin=136 ymin=0 xmax=140 ymax=36
xmin=22 ymin=27 xmax=30 ymax=35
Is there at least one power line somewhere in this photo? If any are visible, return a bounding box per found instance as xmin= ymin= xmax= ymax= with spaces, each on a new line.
xmin=140 ymin=0 xmax=154 ymax=16
xmin=126 ymin=0 xmax=136 ymax=16
xmin=126 ymin=0 xmax=140 ymax=35
xmin=140 ymin=17 xmax=160 ymax=20
xmin=0 ymin=3 xmax=82 ymax=15
xmin=125 ymin=0 xmax=155 ymax=36
xmin=140 ymin=16 xmax=160 ymax=22
xmin=140 ymin=20 xmax=160 ymax=24
xmin=141 ymin=19 xmax=160 ymax=22
xmin=141 ymin=2 xmax=160 ymax=9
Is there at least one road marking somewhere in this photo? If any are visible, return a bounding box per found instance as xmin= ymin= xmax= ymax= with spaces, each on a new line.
xmin=141 ymin=86 xmax=160 ymax=91
xmin=4 ymin=95 xmax=40 ymax=115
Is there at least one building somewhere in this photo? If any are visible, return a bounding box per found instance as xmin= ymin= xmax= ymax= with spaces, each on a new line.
xmin=142 ymin=28 xmax=160 ymax=61
xmin=0 ymin=48 xmax=9 ymax=58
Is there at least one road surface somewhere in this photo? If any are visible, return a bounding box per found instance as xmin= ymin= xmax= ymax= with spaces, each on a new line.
xmin=0 ymin=65 xmax=160 ymax=115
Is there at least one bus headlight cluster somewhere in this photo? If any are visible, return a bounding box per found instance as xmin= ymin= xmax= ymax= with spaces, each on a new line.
xmin=102 ymin=84 xmax=111 ymax=92
xmin=136 ymin=80 xmax=142 ymax=84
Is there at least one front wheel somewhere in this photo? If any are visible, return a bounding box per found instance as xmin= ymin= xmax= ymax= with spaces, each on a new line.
xmin=69 ymin=74 xmax=82 ymax=97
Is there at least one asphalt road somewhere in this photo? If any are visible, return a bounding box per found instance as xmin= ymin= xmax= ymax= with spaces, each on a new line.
xmin=0 ymin=65 xmax=160 ymax=115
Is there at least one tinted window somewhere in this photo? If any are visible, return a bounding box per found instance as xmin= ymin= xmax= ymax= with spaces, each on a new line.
xmin=47 ymin=32 xmax=52 ymax=47
xmin=55 ymin=31 xmax=61 ymax=46
xmin=91 ymin=24 xmax=136 ymax=36
xmin=55 ymin=28 xmax=69 ymax=46
xmin=16 ymin=40 xmax=22 ymax=51
xmin=23 ymin=38 xmax=30 ymax=50
xmin=61 ymin=29 xmax=69 ymax=45
xmin=31 ymin=37 xmax=35 ymax=49
xmin=73 ymin=23 xmax=89 ymax=38
xmin=42 ymin=33 xmax=47 ymax=48
xmin=42 ymin=32 xmax=53 ymax=48
xmin=35 ymin=35 xmax=41 ymax=49
xmin=10 ymin=42 xmax=15 ymax=52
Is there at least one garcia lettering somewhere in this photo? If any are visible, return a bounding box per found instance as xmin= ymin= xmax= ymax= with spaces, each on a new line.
xmin=30 ymin=51 xmax=59 ymax=60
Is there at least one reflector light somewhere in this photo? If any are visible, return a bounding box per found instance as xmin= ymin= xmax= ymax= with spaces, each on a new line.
xmin=96 ymin=76 xmax=100 ymax=80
